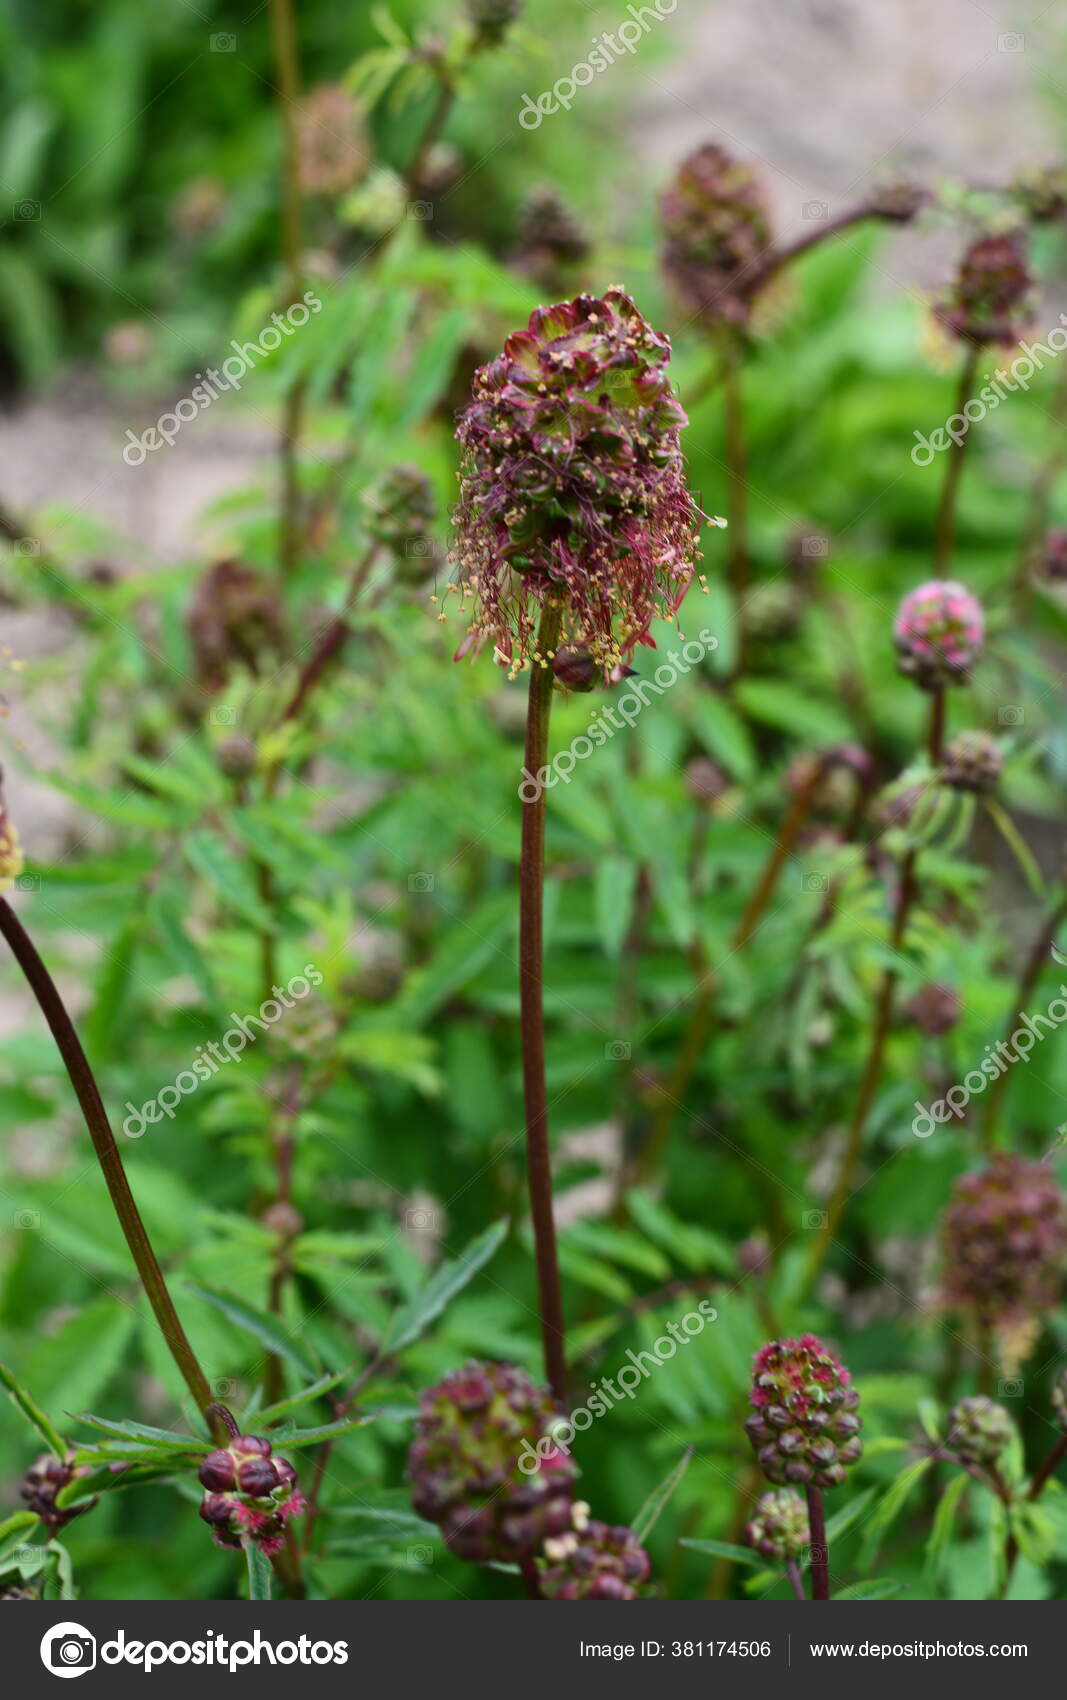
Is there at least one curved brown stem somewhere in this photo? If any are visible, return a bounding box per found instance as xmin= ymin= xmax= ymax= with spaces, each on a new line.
xmin=520 ymin=601 xmax=567 ymax=1403
xmin=0 ymin=897 xmax=220 ymax=1432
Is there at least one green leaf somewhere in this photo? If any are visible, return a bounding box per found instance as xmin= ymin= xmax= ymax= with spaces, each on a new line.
xmin=74 ymin=1413 xmax=210 ymax=1451
xmin=185 ymin=1284 xmax=319 ymax=1377
xmin=245 ymin=1540 xmax=273 ymax=1600
xmin=823 ymin=1485 xmax=877 ymax=1546
xmin=925 ymin=1471 xmax=969 ymax=1579
xmin=861 ymin=1457 xmax=933 ymax=1564
xmin=22 ymin=1299 xmax=137 ymax=1415
xmin=0 ymin=1360 xmax=67 ymax=1456
xmin=685 ymin=693 xmax=755 ymax=781
xmin=254 ymin=1370 xmax=352 ymax=1426
xmin=594 ymin=858 xmax=638 ymax=957
xmin=632 ymin=1447 xmax=693 ymax=1543
xmin=265 ymin=1415 xmax=376 ymax=1448
xmin=679 ymin=1538 xmax=763 ymax=1569
xmin=382 ymin=1219 xmax=508 ymax=1355
xmin=831 ymin=1578 xmax=905 ymax=1600
xmin=183 ymin=830 xmax=275 ymax=928
xmin=0 ymin=1511 xmax=40 ymax=1547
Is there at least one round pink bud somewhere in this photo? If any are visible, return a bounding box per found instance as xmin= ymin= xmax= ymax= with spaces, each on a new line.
xmin=893 ymin=580 xmax=984 ymax=689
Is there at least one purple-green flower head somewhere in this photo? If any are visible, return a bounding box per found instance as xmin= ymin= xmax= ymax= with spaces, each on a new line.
xmin=744 ymin=1487 xmax=810 ymax=1562
xmin=945 ymin=1395 xmax=1013 ymax=1467
xmin=903 ymin=980 xmax=961 ymax=1036
xmin=894 ymin=580 xmax=984 ymax=689
xmin=450 ymin=289 xmax=704 ymax=679
xmin=935 ymin=232 xmax=1033 ymax=347
xmin=20 ymin=1454 xmax=96 ymax=1535
xmin=1039 ymin=527 xmax=1067 ymax=581
xmin=540 ymin=1517 xmax=651 ymax=1600
xmin=660 ymin=143 xmax=773 ymax=326
xmin=197 ymin=1434 xmax=304 ymax=1558
xmin=941 ymin=1154 xmax=1067 ymax=1327
xmin=745 ymin=1334 xmax=862 ymax=1489
xmin=941 ymin=730 xmax=1003 ymax=794
xmin=408 ymin=1361 xmax=576 ymax=1565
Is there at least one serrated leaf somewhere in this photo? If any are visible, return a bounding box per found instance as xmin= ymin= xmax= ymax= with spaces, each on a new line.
xmin=0 ymin=1360 xmax=67 ymax=1456
xmin=925 ymin=1471 xmax=969 ymax=1579
xmin=831 ymin=1578 xmax=905 ymax=1600
xmin=245 ymin=1540 xmax=273 ymax=1600
xmin=861 ymin=1457 xmax=933 ymax=1564
xmin=679 ymin=1537 xmax=763 ymax=1568
xmin=74 ymin=1413 xmax=210 ymax=1451
xmin=185 ymin=1284 xmax=318 ymax=1377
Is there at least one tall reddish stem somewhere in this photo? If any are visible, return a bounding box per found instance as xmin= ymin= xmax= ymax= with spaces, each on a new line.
xmin=519 ymin=601 xmax=567 ymax=1403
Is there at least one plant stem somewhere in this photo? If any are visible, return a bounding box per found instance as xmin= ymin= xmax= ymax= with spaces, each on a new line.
xmin=983 ymin=892 xmax=1067 ymax=1151
xmin=269 ymin=0 xmax=305 ymax=579
xmin=806 ymin=1485 xmax=830 ymax=1599
xmin=933 ymin=347 xmax=981 ymax=576
xmin=786 ymin=1557 xmax=807 ymax=1601
xmin=634 ymin=750 xmax=835 ymax=1188
xmin=0 ymin=897 xmax=221 ymax=1434
xmin=1028 ymin=1432 xmax=1067 ymax=1502
xmin=927 ymin=683 xmax=945 ymax=764
xmin=519 ymin=1556 xmax=544 ymax=1600
xmin=749 ymin=203 xmax=905 ymax=293
xmin=519 ymin=600 xmax=567 ymax=1403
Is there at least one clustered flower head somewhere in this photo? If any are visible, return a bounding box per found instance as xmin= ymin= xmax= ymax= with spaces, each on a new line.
xmin=893 ymin=580 xmax=985 ymax=689
xmin=659 ymin=143 xmax=773 ymax=327
xmin=197 ymin=1434 xmax=304 ymax=1558
xmin=296 ymin=84 xmax=368 ymax=196
xmin=904 ymin=980 xmax=961 ymax=1036
xmin=367 ymin=464 xmax=438 ymax=569
xmin=941 ymin=730 xmax=1003 ymax=794
xmin=408 ymin=1361 xmax=576 ymax=1564
xmin=540 ymin=1515 xmax=651 ymax=1600
xmin=945 ymin=1395 xmax=1014 ymax=1467
xmin=450 ymin=288 xmax=703 ymax=678
xmin=1012 ymin=164 xmax=1067 ymax=224
xmin=745 ymin=1334 xmax=863 ymax=1489
xmin=935 ymin=232 xmax=1033 ymax=346
xmin=744 ymin=1487 xmax=810 ymax=1562
xmin=187 ymin=559 xmax=285 ymax=691
xmin=20 ymin=1453 xmax=96 ymax=1534
xmin=941 ymin=1154 xmax=1067 ymax=1327
xmin=513 ymin=186 xmax=590 ymax=291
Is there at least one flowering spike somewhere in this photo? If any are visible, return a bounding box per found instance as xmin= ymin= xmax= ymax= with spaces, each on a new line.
xmin=941 ymin=730 xmax=1003 ymax=793
xmin=196 ymin=1433 xmax=303 ymax=1555
xmin=945 ymin=1396 xmax=1014 ymax=1467
xmin=935 ymin=232 xmax=1033 ymax=347
xmin=449 ymin=288 xmax=703 ymax=678
xmin=744 ymin=1487 xmax=811 ymax=1561
xmin=540 ymin=1518 xmax=651 ymax=1600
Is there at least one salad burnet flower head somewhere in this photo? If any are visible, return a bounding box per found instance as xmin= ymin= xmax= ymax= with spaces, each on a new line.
xmin=894 ymin=580 xmax=985 ymax=689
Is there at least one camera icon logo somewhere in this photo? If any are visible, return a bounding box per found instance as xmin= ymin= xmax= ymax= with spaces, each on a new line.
xmin=210 ymin=705 xmax=236 ymax=726
xmin=15 ymin=538 xmax=41 ymax=556
xmin=14 ymin=1209 xmax=40 ymax=1229
xmin=802 ymin=872 xmax=828 ymax=893
xmin=408 ymin=872 xmax=434 ymax=893
xmin=803 ymin=1209 xmax=828 ymax=1229
xmin=40 ymin=1622 xmax=97 ymax=1678
xmin=801 ymin=534 xmax=829 ymax=558
xmin=997 ymin=704 xmax=1024 ymax=726
xmin=605 ymin=1040 xmax=631 ymax=1060
xmin=997 ymin=1377 xmax=1024 ymax=1397
xmin=405 ymin=537 xmax=434 ymax=558
xmin=211 ymin=32 xmax=237 ymax=51
xmin=408 ymin=201 xmax=433 ymax=220
xmin=14 ymin=200 xmax=41 ymax=221
xmin=802 ymin=201 xmax=828 ymax=220
xmin=998 ymin=32 xmax=1024 ymax=52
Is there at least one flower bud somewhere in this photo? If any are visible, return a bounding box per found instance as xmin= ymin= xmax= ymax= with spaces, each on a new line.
xmin=216 ymin=733 xmax=258 ymax=780
xmin=552 ymin=646 xmax=599 ymax=692
xmin=746 ymin=1335 xmax=862 ymax=1489
xmin=540 ymin=1519 xmax=651 ymax=1600
xmin=197 ymin=1434 xmax=304 ymax=1557
xmin=903 ymin=981 xmax=961 ymax=1036
xmin=869 ymin=181 xmax=929 ymax=223
xmin=941 ymin=730 xmax=1002 ymax=794
xmin=513 ymin=187 xmax=590 ymax=291
xmin=935 ymin=232 xmax=1033 ymax=346
xmin=296 ymin=85 xmax=368 ymax=196
xmin=1012 ymin=164 xmax=1067 ymax=224
xmin=466 ymin=0 xmax=522 ymax=47
xmin=19 ymin=1453 xmax=96 ymax=1533
xmin=894 ymin=580 xmax=984 ymax=689
xmin=685 ymin=756 xmax=728 ymax=804
xmin=660 ymin=144 xmax=773 ymax=327
xmin=744 ymin=1487 xmax=810 ymax=1561
xmin=187 ymin=560 xmax=284 ymax=692
xmin=946 ymin=1395 xmax=1014 ymax=1466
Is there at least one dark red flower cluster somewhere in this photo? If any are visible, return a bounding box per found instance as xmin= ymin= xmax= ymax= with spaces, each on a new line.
xmin=408 ymin=1361 xmax=576 ymax=1564
xmin=197 ymin=1434 xmax=304 ymax=1558
xmin=945 ymin=1396 xmax=1013 ymax=1467
xmin=20 ymin=1453 xmax=96 ymax=1535
xmin=941 ymin=730 xmax=1003 ymax=794
xmin=187 ymin=559 xmax=284 ymax=691
xmin=659 ymin=143 xmax=773 ymax=326
xmin=941 ymin=1155 xmax=1067 ymax=1326
xmin=935 ymin=233 xmax=1033 ymax=346
xmin=450 ymin=289 xmax=703 ymax=678
xmin=745 ymin=1334 xmax=863 ymax=1489
xmin=540 ymin=1517 xmax=651 ymax=1600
